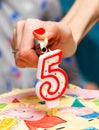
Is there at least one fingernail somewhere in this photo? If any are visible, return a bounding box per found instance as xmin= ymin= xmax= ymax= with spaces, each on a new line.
xmin=34 ymin=28 xmax=45 ymax=35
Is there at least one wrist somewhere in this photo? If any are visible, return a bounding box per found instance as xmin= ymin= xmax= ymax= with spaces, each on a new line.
xmin=61 ymin=0 xmax=99 ymax=45
xmin=58 ymin=21 xmax=77 ymax=57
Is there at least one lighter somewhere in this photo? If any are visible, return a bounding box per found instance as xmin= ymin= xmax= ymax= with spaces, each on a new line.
xmin=34 ymin=37 xmax=48 ymax=56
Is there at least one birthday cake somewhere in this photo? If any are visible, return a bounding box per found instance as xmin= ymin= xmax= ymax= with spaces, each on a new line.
xmin=0 ymin=84 xmax=99 ymax=130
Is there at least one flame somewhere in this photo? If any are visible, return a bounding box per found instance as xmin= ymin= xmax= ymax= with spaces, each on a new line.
xmin=44 ymin=37 xmax=48 ymax=46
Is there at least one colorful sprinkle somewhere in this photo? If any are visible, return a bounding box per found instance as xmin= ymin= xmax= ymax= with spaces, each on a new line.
xmin=44 ymin=87 xmax=47 ymax=91
xmin=0 ymin=49 xmax=2 ymax=57
xmin=40 ymin=0 xmax=47 ymax=9
xmin=47 ymin=61 xmax=50 ymax=64
xmin=11 ymin=12 xmax=19 ymax=20
xmin=0 ymin=1 xmax=2 ymax=9
xmin=38 ymin=101 xmax=45 ymax=105
xmin=45 ymin=70 xmax=47 ymax=72
xmin=64 ymin=57 xmax=73 ymax=63
xmin=61 ymin=81 xmax=63 ymax=84
xmin=58 ymin=92 xmax=60 ymax=94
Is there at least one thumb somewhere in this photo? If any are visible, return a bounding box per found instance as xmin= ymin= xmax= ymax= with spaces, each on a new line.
xmin=33 ymin=27 xmax=55 ymax=41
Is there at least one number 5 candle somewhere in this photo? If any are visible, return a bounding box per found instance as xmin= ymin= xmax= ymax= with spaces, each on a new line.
xmin=35 ymin=46 xmax=68 ymax=108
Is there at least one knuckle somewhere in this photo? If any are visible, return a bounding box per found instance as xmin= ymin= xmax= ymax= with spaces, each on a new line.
xmin=25 ymin=18 xmax=40 ymax=28
xmin=18 ymin=50 xmax=29 ymax=59
xmin=45 ymin=21 xmax=55 ymax=28
xmin=15 ymin=52 xmax=26 ymax=68
xmin=15 ymin=20 xmax=25 ymax=31
xmin=25 ymin=18 xmax=33 ymax=25
xmin=16 ymin=21 xmax=22 ymax=28
xmin=25 ymin=18 xmax=38 ymax=26
xmin=44 ymin=21 xmax=58 ymax=32
xmin=24 ymin=19 xmax=34 ymax=31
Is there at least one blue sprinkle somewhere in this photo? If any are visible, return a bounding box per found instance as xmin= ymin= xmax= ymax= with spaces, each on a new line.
xmin=58 ymin=92 xmax=60 ymax=94
xmin=61 ymin=95 xmax=66 ymax=98
xmin=33 ymin=79 xmax=38 ymax=87
xmin=45 ymin=70 xmax=47 ymax=72
xmin=63 ymin=57 xmax=73 ymax=62
xmin=0 ymin=49 xmax=2 ymax=57
xmin=0 ymin=0 xmax=2 ymax=9
xmin=6 ymin=81 xmax=12 ymax=91
xmin=10 ymin=66 xmax=19 ymax=73
xmin=41 ymin=0 xmax=47 ymax=9
xmin=11 ymin=12 xmax=19 ymax=21
xmin=38 ymin=101 xmax=45 ymax=104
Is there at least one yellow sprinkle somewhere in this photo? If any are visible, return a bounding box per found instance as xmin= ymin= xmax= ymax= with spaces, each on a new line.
xmin=44 ymin=87 xmax=47 ymax=91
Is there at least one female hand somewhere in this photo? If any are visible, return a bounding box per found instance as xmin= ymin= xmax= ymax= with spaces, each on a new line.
xmin=12 ymin=19 xmax=77 ymax=68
